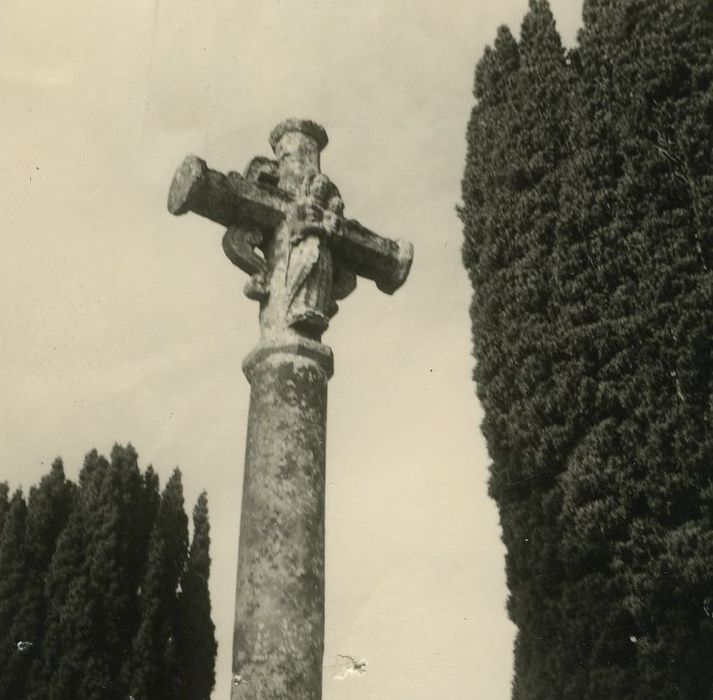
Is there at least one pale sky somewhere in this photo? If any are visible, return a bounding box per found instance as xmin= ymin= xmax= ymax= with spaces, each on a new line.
xmin=1 ymin=1 xmax=583 ymax=698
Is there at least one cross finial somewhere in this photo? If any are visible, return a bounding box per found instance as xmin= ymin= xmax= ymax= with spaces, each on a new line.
xmin=168 ymin=119 xmax=413 ymax=341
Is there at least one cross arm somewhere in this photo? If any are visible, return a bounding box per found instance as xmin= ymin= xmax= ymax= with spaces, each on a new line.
xmin=336 ymin=220 xmax=413 ymax=294
xmin=167 ymin=153 xmax=414 ymax=296
xmin=167 ymin=155 xmax=289 ymax=231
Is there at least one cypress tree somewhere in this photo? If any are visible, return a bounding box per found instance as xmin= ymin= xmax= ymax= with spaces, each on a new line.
xmin=464 ymin=1 xmax=713 ymax=697
xmin=126 ymin=469 xmax=189 ymax=700
xmin=39 ymin=450 xmax=110 ymax=700
xmin=1 ymin=449 xmax=205 ymax=698
xmin=104 ymin=448 xmax=151 ymax=663
xmin=0 ymin=491 xmax=29 ymax=699
xmin=11 ymin=459 xmax=76 ymax=699
xmin=599 ymin=2 xmax=713 ymax=696
xmin=176 ymin=491 xmax=217 ymax=700
xmin=0 ymin=481 xmax=10 ymax=536
xmin=141 ymin=465 xmax=161 ymax=569
xmin=550 ymin=1 xmax=640 ymax=695
xmin=460 ymin=2 xmax=572 ymax=697
xmin=2 ymin=447 xmax=198 ymax=698
xmin=38 ymin=448 xmax=162 ymax=700
xmin=557 ymin=2 xmax=713 ymax=697
xmin=74 ymin=444 xmax=151 ymax=699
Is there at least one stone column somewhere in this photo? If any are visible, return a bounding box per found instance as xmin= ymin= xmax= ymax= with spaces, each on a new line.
xmin=231 ymin=338 xmax=333 ymax=700
xmin=166 ymin=118 xmax=413 ymax=700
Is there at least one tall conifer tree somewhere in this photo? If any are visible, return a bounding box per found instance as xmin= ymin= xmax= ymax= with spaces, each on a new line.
xmin=72 ymin=445 xmax=150 ymax=699
xmin=4 ymin=449 xmax=212 ymax=698
xmin=590 ymin=2 xmax=713 ymax=696
xmin=12 ymin=460 xmax=76 ymax=699
xmin=140 ymin=465 xmax=161 ymax=573
xmin=40 ymin=450 xmax=110 ymax=700
xmin=0 ymin=481 xmax=10 ymax=537
xmin=463 ymin=1 xmax=713 ymax=697
xmin=551 ymin=1 xmax=639 ymax=695
xmin=176 ymin=492 xmax=217 ymax=700
xmin=0 ymin=491 xmax=29 ymax=699
xmin=557 ymin=1 xmax=713 ymax=696
xmin=461 ymin=2 xmax=572 ymax=696
xmin=126 ymin=469 xmax=189 ymax=700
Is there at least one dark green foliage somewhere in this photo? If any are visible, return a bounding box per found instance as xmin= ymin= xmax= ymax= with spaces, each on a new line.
xmin=126 ymin=469 xmax=189 ymax=700
xmin=552 ymin=1 xmax=639 ymax=695
xmin=557 ymin=1 xmax=713 ymax=696
xmin=76 ymin=445 xmax=151 ymax=699
xmin=0 ymin=491 xmax=29 ymax=699
xmin=462 ymin=0 xmax=713 ymax=697
xmin=91 ymin=445 xmax=152 ymax=689
xmin=176 ymin=492 xmax=217 ymax=700
xmin=0 ymin=482 xmax=10 ymax=537
xmin=41 ymin=447 xmax=167 ymax=700
xmin=40 ymin=449 xmax=111 ymax=700
xmin=141 ymin=465 xmax=162 ymax=568
xmin=461 ymin=2 xmax=572 ymax=697
xmin=0 ymin=446 xmax=215 ymax=700
xmin=13 ymin=459 xmax=76 ymax=700
xmin=590 ymin=3 xmax=713 ymax=696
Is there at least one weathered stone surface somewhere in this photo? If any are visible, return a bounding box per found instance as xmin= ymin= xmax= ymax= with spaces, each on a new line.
xmin=231 ymin=339 xmax=331 ymax=700
xmin=335 ymin=220 xmax=413 ymax=294
xmin=167 ymin=119 xmax=414 ymax=339
xmin=167 ymin=119 xmax=413 ymax=700
xmin=168 ymin=154 xmax=288 ymax=229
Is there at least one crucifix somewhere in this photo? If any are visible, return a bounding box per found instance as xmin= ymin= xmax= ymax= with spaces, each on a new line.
xmin=168 ymin=119 xmax=413 ymax=700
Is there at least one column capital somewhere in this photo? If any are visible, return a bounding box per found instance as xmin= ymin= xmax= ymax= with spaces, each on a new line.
xmin=242 ymin=337 xmax=334 ymax=380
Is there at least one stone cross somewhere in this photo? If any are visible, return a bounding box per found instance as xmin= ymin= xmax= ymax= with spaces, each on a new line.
xmin=168 ymin=119 xmax=413 ymax=700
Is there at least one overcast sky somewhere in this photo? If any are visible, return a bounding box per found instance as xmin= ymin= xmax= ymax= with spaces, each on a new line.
xmin=1 ymin=1 xmax=583 ymax=697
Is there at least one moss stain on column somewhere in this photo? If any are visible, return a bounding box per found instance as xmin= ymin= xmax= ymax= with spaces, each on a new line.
xmin=232 ymin=340 xmax=332 ymax=700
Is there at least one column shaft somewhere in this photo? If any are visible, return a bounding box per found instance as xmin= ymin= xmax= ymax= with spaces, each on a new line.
xmin=231 ymin=340 xmax=332 ymax=700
